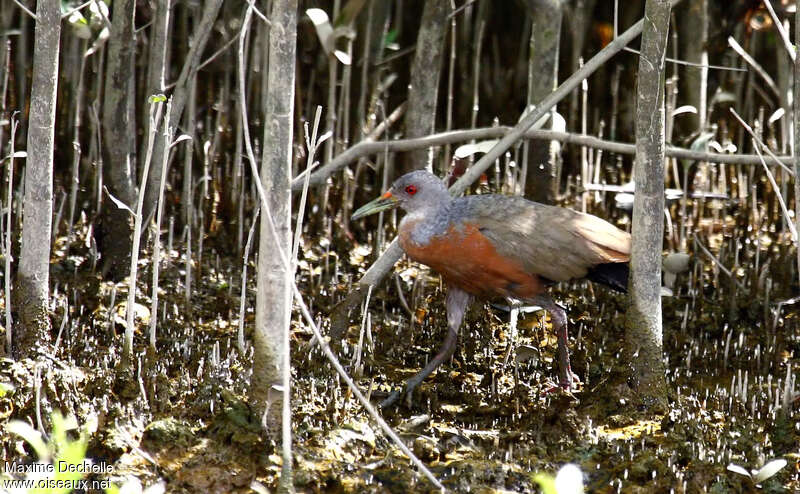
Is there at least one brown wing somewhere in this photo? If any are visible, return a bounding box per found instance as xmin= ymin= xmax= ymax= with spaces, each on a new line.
xmin=459 ymin=195 xmax=631 ymax=283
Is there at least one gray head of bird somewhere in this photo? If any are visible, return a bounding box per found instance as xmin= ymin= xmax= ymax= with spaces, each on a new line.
xmin=351 ymin=170 xmax=451 ymax=220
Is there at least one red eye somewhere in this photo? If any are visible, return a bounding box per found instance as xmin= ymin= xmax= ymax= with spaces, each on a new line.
xmin=405 ymin=185 xmax=418 ymax=195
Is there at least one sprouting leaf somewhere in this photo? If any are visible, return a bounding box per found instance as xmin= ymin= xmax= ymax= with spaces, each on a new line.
xmin=726 ymin=463 xmax=751 ymax=478
xmin=768 ymin=108 xmax=785 ymax=125
xmin=333 ymin=50 xmax=352 ymax=65
xmin=752 ymin=458 xmax=787 ymax=483
xmin=171 ymin=135 xmax=193 ymax=148
xmin=316 ymin=130 xmax=333 ymax=146
xmin=710 ymin=90 xmax=737 ymax=106
xmin=306 ymin=8 xmax=352 ymax=65
xmin=84 ymin=26 xmax=110 ymax=57
xmin=148 ymin=94 xmax=167 ymax=103
xmin=2 ymin=151 xmax=27 ymax=161
xmin=672 ymin=105 xmax=697 ymax=116
xmin=550 ymin=111 xmax=566 ymax=133
xmin=104 ymin=187 xmax=135 ymax=216
xmin=89 ymin=0 xmax=109 ymax=26
xmin=454 ymin=140 xmax=499 ymax=159
xmin=67 ymin=10 xmax=92 ymax=39
xmin=307 ymin=9 xmax=335 ymax=54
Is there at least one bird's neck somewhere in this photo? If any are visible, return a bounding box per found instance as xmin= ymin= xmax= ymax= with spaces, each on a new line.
xmin=401 ymin=201 xmax=452 ymax=246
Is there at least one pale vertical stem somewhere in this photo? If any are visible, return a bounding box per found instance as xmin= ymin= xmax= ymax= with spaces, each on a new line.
xmin=68 ymin=42 xmax=88 ymax=236
xmin=123 ymin=101 xmax=164 ymax=369
xmin=444 ymin=0 xmax=457 ymax=172
xmin=4 ymin=118 xmax=17 ymax=354
xmin=149 ymin=101 xmax=174 ymax=351
xmin=580 ymin=58 xmax=588 ymax=212
xmin=470 ymin=20 xmax=485 ymax=152
xmin=238 ymin=207 xmax=259 ymax=356
xmin=183 ymin=80 xmax=197 ymax=309
xmin=795 ymin=0 xmax=800 ymax=287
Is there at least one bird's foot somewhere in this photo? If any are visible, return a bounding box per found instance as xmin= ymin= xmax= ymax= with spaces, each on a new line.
xmin=544 ymin=372 xmax=582 ymax=395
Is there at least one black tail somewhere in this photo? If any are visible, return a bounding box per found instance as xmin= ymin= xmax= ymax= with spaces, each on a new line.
xmin=586 ymin=262 xmax=629 ymax=293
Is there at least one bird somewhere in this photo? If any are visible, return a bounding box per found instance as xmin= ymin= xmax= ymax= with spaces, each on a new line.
xmin=351 ymin=170 xmax=631 ymax=408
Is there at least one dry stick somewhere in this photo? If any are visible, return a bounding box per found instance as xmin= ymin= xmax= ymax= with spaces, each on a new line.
xmin=297 ymin=126 xmax=792 ymax=190
xmin=728 ymin=36 xmax=780 ymax=103
xmin=444 ymin=0 xmax=457 ymax=170
xmin=291 ymin=281 xmax=445 ymax=491
xmin=763 ymin=0 xmax=795 ymax=61
xmin=794 ymin=0 xmax=800 ymax=292
xmin=730 ymin=109 xmax=799 ymax=242
xmin=294 ymin=106 xmax=325 ymax=264
xmin=149 ymin=101 xmax=177 ymax=351
xmin=238 ymin=207 xmax=259 ymax=356
xmin=67 ymin=44 xmax=88 ymax=240
xmin=183 ymin=81 xmax=197 ymax=309
xmin=122 ymin=100 xmax=164 ymax=370
xmin=693 ymin=236 xmax=747 ymax=291
xmin=329 ymin=6 xmax=682 ymax=341
xmin=4 ymin=116 xmax=18 ymax=354
xmin=11 ymin=0 xmax=36 ymax=19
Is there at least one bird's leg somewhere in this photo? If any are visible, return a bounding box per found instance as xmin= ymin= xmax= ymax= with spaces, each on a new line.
xmin=527 ymin=296 xmax=575 ymax=392
xmin=381 ymin=286 xmax=471 ymax=408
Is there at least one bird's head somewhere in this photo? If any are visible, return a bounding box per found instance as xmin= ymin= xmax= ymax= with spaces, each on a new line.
xmin=351 ymin=170 xmax=450 ymax=220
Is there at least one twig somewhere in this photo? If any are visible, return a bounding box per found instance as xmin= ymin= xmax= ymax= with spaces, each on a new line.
xmin=693 ymin=237 xmax=747 ymax=291
xmin=291 ymin=281 xmax=446 ymax=491
xmin=622 ymin=46 xmax=745 ymax=72
xmin=61 ymin=0 xmax=94 ymax=19
xmin=729 ymin=109 xmax=799 ymax=242
xmin=448 ymin=0 xmax=477 ymax=19
xmin=727 ymin=36 xmax=780 ymax=102
xmin=762 ymin=0 xmax=795 ymax=61
xmin=295 ymin=126 xmax=793 ymax=189
xmin=12 ymin=0 xmax=36 ymax=19
xmin=237 ymin=207 xmax=259 ymax=355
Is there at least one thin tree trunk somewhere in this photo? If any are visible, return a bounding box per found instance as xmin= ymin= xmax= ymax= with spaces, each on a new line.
xmin=400 ymin=0 xmax=448 ymax=174
xmin=625 ymin=0 xmax=670 ymax=411
xmin=250 ymin=1 xmax=297 ymax=492
xmin=14 ymin=0 xmax=61 ymax=358
xmin=99 ymin=0 xmax=137 ymax=281
xmin=677 ymin=0 xmax=708 ymax=132
xmin=794 ymin=0 xmax=800 ymax=287
xmin=523 ymin=0 xmax=563 ymax=203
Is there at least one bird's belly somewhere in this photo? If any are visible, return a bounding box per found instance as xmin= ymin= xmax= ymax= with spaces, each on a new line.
xmin=400 ymin=223 xmax=547 ymax=300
